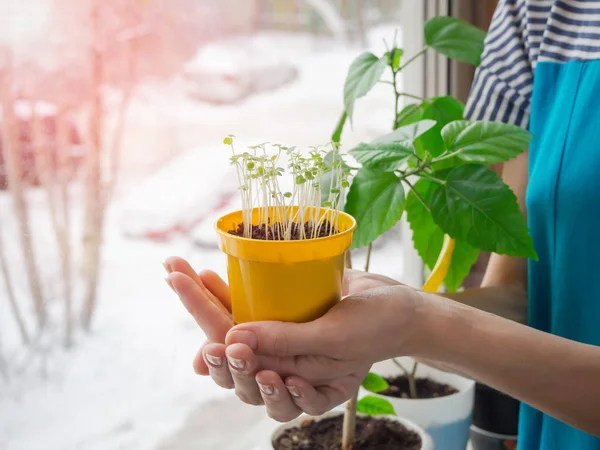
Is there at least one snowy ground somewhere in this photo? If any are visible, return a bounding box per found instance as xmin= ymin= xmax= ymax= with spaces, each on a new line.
xmin=0 ymin=29 xmax=410 ymax=450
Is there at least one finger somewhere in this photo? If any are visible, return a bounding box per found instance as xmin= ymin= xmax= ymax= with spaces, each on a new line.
xmin=193 ymin=341 xmax=210 ymax=376
xmin=252 ymin=354 xmax=357 ymax=385
xmin=198 ymin=270 xmax=231 ymax=312
xmin=203 ymin=342 xmax=234 ymax=389
xmin=168 ymin=272 xmax=232 ymax=343
xmin=165 ymin=257 xmax=231 ymax=316
xmin=226 ymin=321 xmax=330 ymax=358
xmin=256 ymin=370 xmax=302 ymax=423
xmin=284 ymin=375 xmax=356 ymax=416
xmin=226 ymin=343 xmax=264 ymax=406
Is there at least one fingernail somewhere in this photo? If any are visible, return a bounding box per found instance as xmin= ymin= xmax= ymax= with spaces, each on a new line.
xmin=227 ymin=356 xmax=246 ymax=370
xmin=286 ymin=385 xmax=300 ymax=398
xmin=228 ymin=330 xmax=258 ymax=350
xmin=205 ymin=354 xmax=223 ymax=368
xmin=259 ymin=384 xmax=275 ymax=396
xmin=165 ymin=277 xmax=174 ymax=290
xmin=162 ymin=261 xmax=172 ymax=273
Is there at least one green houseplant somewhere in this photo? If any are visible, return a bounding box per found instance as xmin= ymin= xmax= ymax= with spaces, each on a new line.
xmin=277 ymin=15 xmax=536 ymax=450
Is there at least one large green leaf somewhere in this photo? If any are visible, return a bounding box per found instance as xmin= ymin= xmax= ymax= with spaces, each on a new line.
xmin=444 ymin=240 xmax=480 ymax=292
xmin=375 ymin=119 xmax=436 ymax=144
xmin=442 ymin=120 xmax=531 ymax=165
xmin=429 ymin=165 xmax=537 ymax=259
xmin=344 ymin=168 xmax=405 ymax=248
xmin=344 ymin=52 xmax=388 ymax=122
xmin=406 ymin=179 xmax=444 ymax=267
xmin=331 ymin=111 xmax=347 ymax=144
xmin=320 ymin=150 xmax=350 ymax=207
xmin=397 ymin=97 xmax=464 ymax=159
xmin=356 ymin=395 xmax=396 ymax=416
xmin=362 ymin=373 xmax=390 ymax=393
xmin=424 ymin=16 xmax=486 ymax=66
xmin=405 ymin=178 xmax=479 ymax=291
xmin=349 ymin=140 xmax=415 ymax=171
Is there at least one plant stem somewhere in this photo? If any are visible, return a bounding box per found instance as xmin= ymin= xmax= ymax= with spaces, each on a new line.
xmin=433 ymin=149 xmax=462 ymax=163
xmin=392 ymin=69 xmax=401 ymax=130
xmin=420 ymin=173 xmax=447 ymax=185
xmin=398 ymin=47 xmax=428 ymax=72
xmin=342 ymin=390 xmax=359 ymax=450
xmin=364 ymin=243 xmax=372 ymax=272
xmin=398 ymin=92 xmax=426 ymax=102
xmin=392 ymin=357 xmax=411 ymax=377
xmin=345 ymin=251 xmax=353 ymax=269
xmin=391 ymin=358 xmax=417 ymax=399
xmin=404 ymin=178 xmax=431 ymax=213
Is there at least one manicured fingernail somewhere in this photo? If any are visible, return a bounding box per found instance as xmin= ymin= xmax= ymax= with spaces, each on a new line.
xmin=286 ymin=385 xmax=300 ymax=398
xmin=227 ymin=356 xmax=246 ymax=370
xmin=165 ymin=277 xmax=174 ymax=290
xmin=205 ymin=354 xmax=223 ymax=367
xmin=259 ymin=384 xmax=275 ymax=396
xmin=228 ymin=330 xmax=258 ymax=350
xmin=162 ymin=261 xmax=172 ymax=273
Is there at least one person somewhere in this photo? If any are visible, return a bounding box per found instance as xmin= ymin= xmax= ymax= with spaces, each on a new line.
xmin=164 ymin=1 xmax=600 ymax=448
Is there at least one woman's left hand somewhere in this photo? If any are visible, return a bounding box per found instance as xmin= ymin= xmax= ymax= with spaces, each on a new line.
xmin=223 ymin=283 xmax=423 ymax=422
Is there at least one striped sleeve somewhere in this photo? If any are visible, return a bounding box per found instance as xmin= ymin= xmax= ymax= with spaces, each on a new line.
xmin=464 ymin=0 xmax=534 ymax=129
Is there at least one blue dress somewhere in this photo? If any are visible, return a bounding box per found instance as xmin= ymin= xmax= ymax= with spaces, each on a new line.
xmin=465 ymin=1 xmax=600 ymax=448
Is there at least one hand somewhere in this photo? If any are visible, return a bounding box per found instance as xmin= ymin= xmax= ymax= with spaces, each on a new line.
xmin=225 ymin=283 xmax=423 ymax=421
xmin=164 ymin=258 xmax=406 ymax=412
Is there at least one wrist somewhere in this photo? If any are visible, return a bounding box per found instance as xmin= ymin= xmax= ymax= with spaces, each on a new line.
xmin=403 ymin=290 xmax=464 ymax=360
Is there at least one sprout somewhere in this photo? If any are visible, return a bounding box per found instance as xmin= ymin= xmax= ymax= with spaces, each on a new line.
xmin=225 ymin=137 xmax=348 ymax=240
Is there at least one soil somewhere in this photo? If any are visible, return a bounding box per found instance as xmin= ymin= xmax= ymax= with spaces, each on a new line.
xmin=228 ymin=220 xmax=337 ymax=240
xmin=272 ymin=415 xmax=422 ymax=450
xmin=380 ymin=375 xmax=458 ymax=399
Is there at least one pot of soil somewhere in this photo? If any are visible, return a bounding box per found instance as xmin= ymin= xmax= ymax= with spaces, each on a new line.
xmin=360 ymin=358 xmax=475 ymax=450
xmin=470 ymin=383 xmax=519 ymax=450
xmin=260 ymin=410 xmax=434 ymax=450
xmin=215 ymin=206 xmax=356 ymax=323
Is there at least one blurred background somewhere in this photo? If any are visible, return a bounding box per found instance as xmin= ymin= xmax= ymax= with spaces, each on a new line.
xmin=0 ymin=1 xmax=496 ymax=449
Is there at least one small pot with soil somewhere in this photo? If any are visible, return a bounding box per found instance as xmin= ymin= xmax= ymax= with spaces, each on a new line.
xmin=260 ymin=410 xmax=433 ymax=450
xmin=215 ymin=206 xmax=356 ymax=323
xmin=360 ymin=357 xmax=475 ymax=450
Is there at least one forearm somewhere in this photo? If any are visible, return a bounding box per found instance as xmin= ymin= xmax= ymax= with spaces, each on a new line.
xmin=443 ymin=285 xmax=528 ymax=324
xmin=411 ymin=294 xmax=600 ymax=437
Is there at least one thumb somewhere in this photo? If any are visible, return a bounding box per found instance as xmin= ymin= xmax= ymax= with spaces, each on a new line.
xmin=226 ymin=321 xmax=328 ymax=357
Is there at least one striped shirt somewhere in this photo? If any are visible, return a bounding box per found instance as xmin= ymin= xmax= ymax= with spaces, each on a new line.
xmin=465 ymin=0 xmax=600 ymax=129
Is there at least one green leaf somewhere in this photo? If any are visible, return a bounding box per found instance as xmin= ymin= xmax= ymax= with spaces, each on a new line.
xmin=362 ymin=373 xmax=390 ymax=393
xmin=344 ymin=52 xmax=388 ymax=122
xmin=401 ymin=97 xmax=465 ymax=159
xmin=392 ymin=48 xmax=403 ymax=69
xmin=349 ymin=140 xmax=415 ymax=171
xmin=444 ymin=240 xmax=480 ymax=292
xmin=375 ymin=120 xmax=436 ymax=144
xmin=429 ymin=165 xmax=537 ymax=259
xmin=223 ymin=136 xmax=232 ymax=145
xmin=424 ymin=16 xmax=486 ymax=66
xmin=332 ymin=111 xmax=347 ymax=144
xmin=441 ymin=120 xmax=532 ymax=165
xmin=344 ymin=168 xmax=405 ymax=248
xmin=406 ymin=179 xmax=444 ymax=267
xmin=396 ymin=103 xmax=421 ymax=126
xmin=406 ymin=179 xmax=480 ymax=291
xmin=357 ymin=396 xmax=396 ymax=416
xmin=320 ymin=150 xmax=350 ymax=207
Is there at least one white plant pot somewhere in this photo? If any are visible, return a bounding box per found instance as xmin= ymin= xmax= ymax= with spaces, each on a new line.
xmin=360 ymin=358 xmax=475 ymax=450
xmin=259 ymin=410 xmax=434 ymax=449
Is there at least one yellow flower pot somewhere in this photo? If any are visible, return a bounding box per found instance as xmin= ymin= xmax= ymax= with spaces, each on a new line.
xmin=215 ymin=207 xmax=356 ymax=324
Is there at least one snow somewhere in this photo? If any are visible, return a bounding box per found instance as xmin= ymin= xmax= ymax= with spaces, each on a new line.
xmin=0 ymin=28 xmax=408 ymax=450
